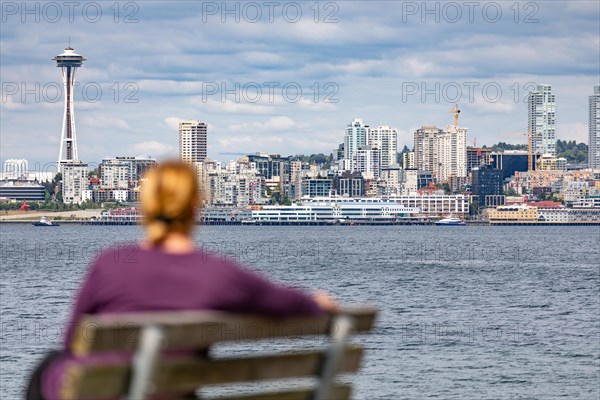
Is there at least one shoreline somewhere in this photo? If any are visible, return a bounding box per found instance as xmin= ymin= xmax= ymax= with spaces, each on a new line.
xmin=2 ymin=220 xmax=599 ymax=226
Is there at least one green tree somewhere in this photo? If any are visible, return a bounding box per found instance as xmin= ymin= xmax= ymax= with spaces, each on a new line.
xmin=556 ymin=139 xmax=588 ymax=163
xmin=490 ymin=142 xmax=527 ymax=152
xmin=469 ymin=202 xmax=479 ymax=216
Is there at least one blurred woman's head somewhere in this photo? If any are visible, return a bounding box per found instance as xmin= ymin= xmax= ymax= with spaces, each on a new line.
xmin=141 ymin=161 xmax=200 ymax=246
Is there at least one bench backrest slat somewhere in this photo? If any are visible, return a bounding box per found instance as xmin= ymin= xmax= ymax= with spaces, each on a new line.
xmin=72 ymin=347 xmax=363 ymax=399
xmin=71 ymin=307 xmax=377 ymax=356
xmin=212 ymin=384 xmax=352 ymax=400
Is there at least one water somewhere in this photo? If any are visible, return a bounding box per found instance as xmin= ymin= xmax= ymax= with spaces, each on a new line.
xmin=1 ymin=224 xmax=599 ymax=399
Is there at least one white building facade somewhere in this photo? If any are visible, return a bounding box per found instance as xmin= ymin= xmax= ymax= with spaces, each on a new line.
xmin=62 ymin=161 xmax=88 ymax=204
xmin=589 ymin=85 xmax=600 ymax=170
xmin=179 ymin=120 xmax=208 ymax=163
xmin=207 ymin=170 xmax=266 ymax=207
xmin=439 ymin=125 xmax=467 ymax=181
xmin=528 ymin=84 xmax=557 ymax=157
xmin=100 ymin=159 xmax=129 ymax=189
xmin=414 ymin=126 xmax=443 ymax=174
xmin=385 ymin=194 xmax=470 ymax=217
xmin=403 ymin=170 xmax=419 ymax=195
xmin=414 ymin=125 xmax=467 ymax=182
xmin=380 ymin=165 xmax=404 ymax=196
xmin=343 ymin=119 xmax=369 ymax=171
xmin=354 ymin=146 xmax=381 ymax=179
xmin=369 ymin=125 xmax=398 ymax=168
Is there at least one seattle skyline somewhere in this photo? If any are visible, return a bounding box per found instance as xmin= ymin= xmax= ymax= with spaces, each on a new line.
xmin=1 ymin=1 xmax=599 ymax=166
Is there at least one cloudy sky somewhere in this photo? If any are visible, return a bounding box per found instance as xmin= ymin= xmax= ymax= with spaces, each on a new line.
xmin=1 ymin=1 xmax=599 ymax=166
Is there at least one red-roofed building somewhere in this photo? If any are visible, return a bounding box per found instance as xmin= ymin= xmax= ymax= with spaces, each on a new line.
xmin=526 ymin=201 xmax=563 ymax=209
xmin=418 ymin=182 xmax=443 ymax=195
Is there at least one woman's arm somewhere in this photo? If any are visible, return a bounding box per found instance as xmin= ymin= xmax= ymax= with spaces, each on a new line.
xmin=232 ymin=265 xmax=336 ymax=318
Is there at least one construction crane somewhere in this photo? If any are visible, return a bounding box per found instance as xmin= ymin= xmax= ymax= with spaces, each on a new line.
xmin=449 ymin=104 xmax=460 ymax=127
xmin=528 ymin=128 xmax=537 ymax=171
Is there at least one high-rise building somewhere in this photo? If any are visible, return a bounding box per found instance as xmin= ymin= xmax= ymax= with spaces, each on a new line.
xmin=369 ymin=125 xmax=398 ymax=168
xmin=589 ymin=85 xmax=600 ymax=170
xmin=414 ymin=125 xmax=443 ymax=174
xmin=472 ymin=166 xmax=504 ymax=206
xmin=490 ymin=150 xmax=530 ymax=179
xmin=54 ymin=45 xmax=86 ymax=171
xmin=438 ymin=125 xmax=467 ymax=181
xmin=403 ymin=170 xmax=418 ymax=195
xmin=245 ymin=153 xmax=290 ymax=181
xmin=207 ymin=169 xmax=265 ymax=207
xmin=380 ymin=165 xmax=404 ymax=196
xmin=343 ymin=119 xmax=369 ymax=171
xmin=353 ymin=146 xmax=381 ymax=179
xmin=414 ymin=125 xmax=467 ymax=182
xmin=528 ymin=84 xmax=557 ymax=162
xmin=402 ymin=151 xmax=415 ymax=170
xmin=99 ymin=156 xmax=157 ymax=189
xmin=99 ymin=159 xmax=129 ymax=189
xmin=62 ymin=161 xmax=88 ymax=204
xmin=467 ymin=148 xmax=491 ymax=173
xmin=179 ymin=120 xmax=207 ymax=163
xmin=289 ymin=160 xmax=303 ymax=199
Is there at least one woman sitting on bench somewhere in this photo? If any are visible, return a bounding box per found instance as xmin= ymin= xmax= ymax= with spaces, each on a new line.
xmin=29 ymin=161 xmax=337 ymax=400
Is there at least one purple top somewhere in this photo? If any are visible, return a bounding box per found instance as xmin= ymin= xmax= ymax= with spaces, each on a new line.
xmin=42 ymin=244 xmax=323 ymax=399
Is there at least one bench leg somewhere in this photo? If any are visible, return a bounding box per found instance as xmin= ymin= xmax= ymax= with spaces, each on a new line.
xmin=314 ymin=314 xmax=354 ymax=400
xmin=128 ymin=324 xmax=164 ymax=400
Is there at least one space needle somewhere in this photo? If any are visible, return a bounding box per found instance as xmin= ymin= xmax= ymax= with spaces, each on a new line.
xmin=53 ymin=43 xmax=86 ymax=170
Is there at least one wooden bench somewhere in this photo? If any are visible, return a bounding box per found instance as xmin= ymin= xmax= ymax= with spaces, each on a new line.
xmin=62 ymin=307 xmax=378 ymax=400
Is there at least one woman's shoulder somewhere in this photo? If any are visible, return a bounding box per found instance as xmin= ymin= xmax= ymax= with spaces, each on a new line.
xmin=90 ymin=242 xmax=146 ymax=265
xmin=91 ymin=243 xmax=238 ymax=266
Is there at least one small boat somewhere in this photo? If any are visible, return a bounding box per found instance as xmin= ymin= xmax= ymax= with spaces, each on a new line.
xmin=33 ymin=216 xmax=60 ymax=226
xmin=435 ymin=215 xmax=466 ymax=226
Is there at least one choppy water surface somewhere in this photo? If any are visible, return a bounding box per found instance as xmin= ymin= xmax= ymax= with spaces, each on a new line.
xmin=1 ymin=225 xmax=599 ymax=399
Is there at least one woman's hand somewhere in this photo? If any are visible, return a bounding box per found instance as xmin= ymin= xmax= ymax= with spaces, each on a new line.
xmin=313 ymin=290 xmax=339 ymax=313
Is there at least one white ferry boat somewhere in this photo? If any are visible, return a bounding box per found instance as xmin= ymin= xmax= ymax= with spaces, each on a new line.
xmin=32 ymin=216 xmax=60 ymax=226
xmin=248 ymin=196 xmax=420 ymax=223
xmin=434 ymin=215 xmax=466 ymax=226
